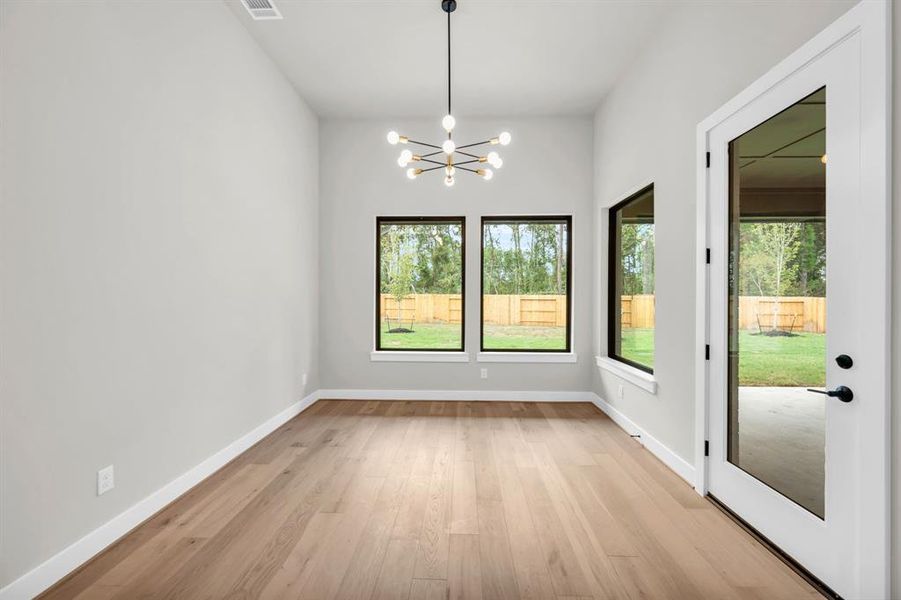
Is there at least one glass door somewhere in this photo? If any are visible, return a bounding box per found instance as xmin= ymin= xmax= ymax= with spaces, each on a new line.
xmin=727 ymin=88 xmax=827 ymax=519
xmin=703 ymin=29 xmax=873 ymax=598
xmin=703 ymin=6 xmax=889 ymax=597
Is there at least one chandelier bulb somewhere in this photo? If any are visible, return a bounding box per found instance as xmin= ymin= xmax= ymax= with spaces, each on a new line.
xmin=397 ymin=149 xmax=413 ymax=167
xmin=498 ymin=131 xmax=512 ymax=146
xmin=444 ymin=175 xmax=455 ymax=187
xmin=479 ymin=168 xmax=494 ymax=181
xmin=406 ymin=168 xmax=422 ymax=180
xmin=487 ymin=151 xmax=503 ymax=168
xmin=387 ymin=131 xmax=400 ymax=145
xmin=446 ymin=165 xmax=456 ymax=176
xmin=442 ymin=139 xmax=456 ymax=155
xmin=442 ymin=114 xmax=456 ymax=132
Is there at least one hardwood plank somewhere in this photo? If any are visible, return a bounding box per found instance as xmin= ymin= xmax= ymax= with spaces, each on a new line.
xmin=38 ymin=400 xmax=821 ymax=600
xmin=76 ymin=535 xmax=208 ymax=599
xmin=371 ymin=538 xmax=419 ymax=600
xmin=558 ymin=464 xmax=637 ymax=558
xmin=528 ymin=442 xmax=630 ymax=599
xmin=335 ymin=476 xmax=408 ymax=600
xmin=516 ymin=466 xmax=593 ymax=597
xmin=409 ymin=578 xmax=448 ymax=600
xmin=450 ymin=460 xmax=478 ymax=534
xmin=392 ymin=475 xmax=431 ymax=540
xmin=295 ymin=475 xmax=386 ymax=599
xmin=412 ymin=421 xmax=455 ymax=580
xmin=476 ymin=500 xmax=519 ymax=600
xmin=448 ymin=533 xmax=482 ymax=600
xmin=159 ymin=445 xmax=348 ymax=599
xmin=258 ymin=511 xmax=344 ymax=599
xmin=495 ymin=460 xmax=557 ymax=600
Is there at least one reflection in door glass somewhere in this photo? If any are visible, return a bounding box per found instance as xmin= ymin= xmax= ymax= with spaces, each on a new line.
xmin=727 ymin=88 xmax=826 ymax=519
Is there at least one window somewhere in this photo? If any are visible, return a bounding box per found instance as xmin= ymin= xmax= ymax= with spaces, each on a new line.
xmin=376 ymin=217 xmax=465 ymax=351
xmin=609 ymin=184 xmax=655 ymax=372
xmin=481 ymin=216 xmax=572 ymax=352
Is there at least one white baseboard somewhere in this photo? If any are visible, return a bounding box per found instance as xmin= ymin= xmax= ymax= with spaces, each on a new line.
xmin=590 ymin=393 xmax=696 ymax=486
xmin=0 ymin=391 xmax=320 ymax=600
xmin=318 ymin=388 xmax=598 ymax=402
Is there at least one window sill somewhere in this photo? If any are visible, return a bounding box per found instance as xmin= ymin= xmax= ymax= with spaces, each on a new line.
xmin=477 ymin=352 xmax=578 ymax=364
xmin=595 ymin=356 xmax=657 ymax=394
xmin=370 ymin=351 xmax=470 ymax=363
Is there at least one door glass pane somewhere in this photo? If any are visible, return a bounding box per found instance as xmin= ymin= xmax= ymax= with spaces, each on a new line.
xmin=727 ymin=88 xmax=826 ymax=518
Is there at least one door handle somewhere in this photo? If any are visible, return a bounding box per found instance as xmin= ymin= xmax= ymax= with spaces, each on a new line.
xmin=806 ymin=385 xmax=854 ymax=403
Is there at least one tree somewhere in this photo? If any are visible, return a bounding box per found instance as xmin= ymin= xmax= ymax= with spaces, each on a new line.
xmin=739 ymin=222 xmax=802 ymax=330
xmin=618 ymin=223 xmax=654 ymax=296
xmin=389 ymin=251 xmax=414 ymax=321
xmin=788 ymin=222 xmax=826 ymax=297
xmin=380 ymin=225 xmax=416 ymax=323
xmin=480 ymin=223 xmax=567 ymax=296
xmin=556 ymin=223 xmax=564 ymax=294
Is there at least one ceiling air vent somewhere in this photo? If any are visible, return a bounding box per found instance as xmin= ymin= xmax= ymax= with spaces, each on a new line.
xmin=240 ymin=0 xmax=282 ymax=20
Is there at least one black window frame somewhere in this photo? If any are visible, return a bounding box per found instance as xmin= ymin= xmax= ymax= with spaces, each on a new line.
xmin=375 ymin=216 xmax=466 ymax=352
xmin=607 ymin=184 xmax=654 ymax=374
xmin=480 ymin=215 xmax=573 ymax=353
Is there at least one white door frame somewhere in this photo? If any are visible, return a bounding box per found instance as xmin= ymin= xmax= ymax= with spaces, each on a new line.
xmin=693 ymin=1 xmax=891 ymax=597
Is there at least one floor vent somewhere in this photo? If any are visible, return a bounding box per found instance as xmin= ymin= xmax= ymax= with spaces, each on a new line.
xmin=240 ymin=0 xmax=282 ymax=20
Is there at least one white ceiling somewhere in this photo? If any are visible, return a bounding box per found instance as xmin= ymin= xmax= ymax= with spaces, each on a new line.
xmin=226 ymin=0 xmax=677 ymax=118
xmin=737 ymin=88 xmax=826 ymax=188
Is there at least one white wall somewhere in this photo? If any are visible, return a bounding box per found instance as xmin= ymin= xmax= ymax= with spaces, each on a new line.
xmin=0 ymin=0 xmax=319 ymax=588
xmin=319 ymin=117 xmax=593 ymax=393
xmin=591 ymin=0 xmax=901 ymax=595
xmin=590 ymin=0 xmax=857 ymax=472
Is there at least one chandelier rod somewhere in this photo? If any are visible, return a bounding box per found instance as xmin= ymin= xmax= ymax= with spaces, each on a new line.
xmin=447 ymin=5 xmax=452 ymax=131
xmin=406 ymin=139 xmax=442 ymax=150
xmin=455 ymin=140 xmax=492 ymax=150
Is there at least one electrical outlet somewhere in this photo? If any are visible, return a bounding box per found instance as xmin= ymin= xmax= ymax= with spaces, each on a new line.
xmin=618 ymin=384 xmax=625 ymax=400
xmin=97 ymin=465 xmax=114 ymax=496
xmin=480 ymin=368 xmax=488 ymax=379
xmin=302 ymin=372 xmax=308 ymax=386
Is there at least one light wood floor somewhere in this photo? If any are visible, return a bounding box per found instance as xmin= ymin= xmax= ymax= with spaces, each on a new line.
xmin=42 ymin=400 xmax=820 ymax=599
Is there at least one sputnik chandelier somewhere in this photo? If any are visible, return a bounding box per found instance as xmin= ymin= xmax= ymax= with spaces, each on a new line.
xmin=386 ymin=0 xmax=511 ymax=187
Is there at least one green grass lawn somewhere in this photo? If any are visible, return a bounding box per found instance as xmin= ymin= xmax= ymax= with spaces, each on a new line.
xmin=482 ymin=325 xmax=567 ymax=350
xmin=379 ymin=322 xmax=462 ymax=350
xmin=380 ymin=323 xmax=825 ymax=386
xmin=379 ymin=322 xmax=566 ymax=351
xmin=620 ymin=328 xmax=655 ymax=369
xmin=621 ymin=328 xmax=826 ymax=386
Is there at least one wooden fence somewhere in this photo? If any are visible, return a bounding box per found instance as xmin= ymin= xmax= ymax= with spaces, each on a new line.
xmin=620 ymin=295 xmax=655 ymax=329
xmin=381 ymin=294 xmax=462 ymax=324
xmin=737 ymin=296 xmax=826 ymax=333
xmin=622 ymin=294 xmax=826 ymax=333
xmin=380 ymin=293 xmax=566 ymax=327
xmin=381 ymin=293 xmax=826 ymax=333
xmin=482 ymin=295 xmax=567 ymax=327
